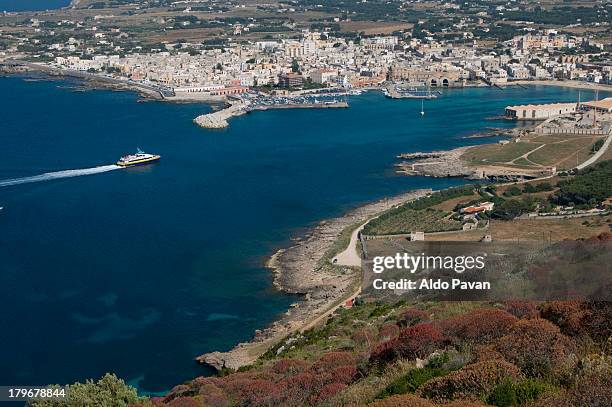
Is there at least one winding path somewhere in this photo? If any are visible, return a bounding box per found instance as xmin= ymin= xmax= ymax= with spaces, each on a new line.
xmin=576 ymin=133 xmax=612 ymax=170
xmin=333 ymin=221 xmax=367 ymax=267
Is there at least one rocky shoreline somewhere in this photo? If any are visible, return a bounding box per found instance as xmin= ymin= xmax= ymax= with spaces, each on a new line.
xmin=197 ymin=189 xmax=431 ymax=372
xmin=395 ymin=146 xmax=476 ymax=178
xmin=1 ymin=61 xmax=166 ymax=100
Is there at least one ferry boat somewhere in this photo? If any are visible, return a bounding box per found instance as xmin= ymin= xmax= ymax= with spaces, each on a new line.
xmin=116 ymin=148 xmax=161 ymax=167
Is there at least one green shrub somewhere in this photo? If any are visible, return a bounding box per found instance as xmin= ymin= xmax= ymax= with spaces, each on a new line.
xmin=377 ymin=367 xmax=447 ymax=398
xmin=504 ymin=186 xmax=523 ymax=197
xmin=486 ymin=378 xmax=553 ymax=406
xmin=29 ymin=374 xmax=144 ymax=407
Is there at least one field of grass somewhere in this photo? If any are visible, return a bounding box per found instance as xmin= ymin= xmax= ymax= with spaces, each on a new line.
xmin=527 ymin=137 xmax=600 ymax=167
xmin=462 ymin=134 xmax=608 ymax=172
xmin=363 ymin=208 xmax=462 ymax=236
xmin=462 ymin=142 xmax=541 ymax=164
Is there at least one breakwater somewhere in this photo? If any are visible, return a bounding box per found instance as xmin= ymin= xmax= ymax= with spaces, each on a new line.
xmin=194 ymin=100 xmax=348 ymax=129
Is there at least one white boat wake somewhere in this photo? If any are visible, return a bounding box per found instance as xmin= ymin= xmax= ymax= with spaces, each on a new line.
xmin=0 ymin=165 xmax=121 ymax=188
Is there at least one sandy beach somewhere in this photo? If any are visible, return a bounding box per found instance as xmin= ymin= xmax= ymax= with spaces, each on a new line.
xmin=197 ymin=189 xmax=431 ymax=371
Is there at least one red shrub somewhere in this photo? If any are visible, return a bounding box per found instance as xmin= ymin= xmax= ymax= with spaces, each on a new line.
xmin=369 ymin=338 xmax=400 ymax=365
xmin=504 ymin=300 xmax=539 ymax=319
xmin=538 ymin=301 xmax=586 ymax=336
xmin=229 ymin=379 xmax=281 ymax=407
xmin=270 ymin=358 xmax=309 ymax=376
xmin=378 ymin=323 xmax=400 ymax=342
xmin=311 ymin=382 xmax=347 ymax=404
xmin=279 ymin=372 xmax=324 ymax=406
xmin=446 ymin=401 xmax=490 ymax=407
xmin=582 ymin=301 xmax=612 ymax=342
xmin=165 ymin=384 xmax=192 ymax=400
xmin=197 ymin=384 xmax=229 ymax=407
xmin=470 ymin=345 xmax=506 ymax=364
xmin=495 ymin=318 xmax=576 ymax=379
xmin=397 ymin=308 xmax=429 ymax=327
xmin=396 ymin=323 xmax=444 ymax=359
xmin=441 ymin=309 xmax=518 ymax=344
xmin=310 ymin=351 xmax=356 ymax=373
xmin=417 ymin=359 xmax=522 ymax=401
xmin=150 ymin=397 xmax=165 ymax=406
xmin=166 ymin=397 xmax=203 ymax=407
xmin=328 ymin=365 xmax=358 ymax=384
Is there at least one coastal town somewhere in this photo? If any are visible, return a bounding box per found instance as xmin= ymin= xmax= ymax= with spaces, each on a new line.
xmin=1 ymin=1 xmax=610 ymax=99
xmin=2 ymin=2 xmax=612 ymax=407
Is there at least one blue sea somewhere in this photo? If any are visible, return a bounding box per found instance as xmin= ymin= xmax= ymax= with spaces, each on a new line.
xmin=0 ymin=0 xmax=70 ymax=11
xmin=0 ymin=76 xmax=600 ymax=392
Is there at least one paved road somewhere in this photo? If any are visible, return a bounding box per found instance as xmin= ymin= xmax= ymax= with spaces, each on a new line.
xmin=333 ymin=221 xmax=367 ymax=267
xmin=576 ymin=132 xmax=612 ymax=170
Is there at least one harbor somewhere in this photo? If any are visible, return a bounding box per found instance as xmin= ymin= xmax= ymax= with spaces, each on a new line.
xmin=384 ymin=83 xmax=441 ymax=99
xmin=194 ymin=94 xmax=349 ymax=129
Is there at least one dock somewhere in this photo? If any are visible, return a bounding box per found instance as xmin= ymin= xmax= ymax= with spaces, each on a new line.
xmin=194 ymin=98 xmax=348 ymax=129
xmin=385 ymin=84 xmax=440 ymax=99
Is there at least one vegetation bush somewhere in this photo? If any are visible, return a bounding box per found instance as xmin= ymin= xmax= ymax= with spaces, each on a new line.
xmin=503 ymin=186 xmax=522 ymax=197
xmin=470 ymin=345 xmax=507 ymax=364
xmin=164 ymin=397 xmax=204 ymax=407
xmin=486 ymin=378 xmax=553 ymax=407
xmin=495 ymin=319 xmax=576 ymax=380
xmin=417 ymin=360 xmax=523 ymax=401
xmin=503 ymin=301 xmax=539 ymax=319
xmin=269 ymin=359 xmax=309 ymax=376
xmin=376 ymin=366 xmax=448 ymax=399
xmin=367 ymin=394 xmax=436 ymax=407
xmin=363 ymin=186 xmax=475 ymax=234
xmin=312 ymin=382 xmax=347 ymax=404
xmin=397 ymin=308 xmax=429 ymax=328
xmin=529 ymin=369 xmax=612 ymax=407
xmin=441 ymin=309 xmax=518 ymax=344
xmin=538 ymin=301 xmax=586 ymax=337
xmin=370 ymin=323 xmax=444 ymax=367
xmin=353 ymin=328 xmax=376 ymax=350
xmin=581 ymin=301 xmax=612 ymax=342
xmin=552 ymin=160 xmax=612 ymax=207
xmin=378 ymin=323 xmax=400 ymax=342
xmin=491 ymin=198 xmax=537 ymax=220
xmin=310 ymin=351 xmax=356 ymax=373
xmin=445 ymin=401 xmax=489 ymax=407
xmin=29 ymin=373 xmax=144 ymax=407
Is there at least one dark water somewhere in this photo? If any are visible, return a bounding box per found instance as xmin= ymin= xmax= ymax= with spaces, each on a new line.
xmin=0 ymin=0 xmax=70 ymax=11
xmin=0 ymin=76 xmax=599 ymax=392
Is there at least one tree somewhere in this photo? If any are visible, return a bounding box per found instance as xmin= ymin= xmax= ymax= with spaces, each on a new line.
xmin=28 ymin=373 xmax=144 ymax=407
xmin=291 ymin=58 xmax=300 ymax=73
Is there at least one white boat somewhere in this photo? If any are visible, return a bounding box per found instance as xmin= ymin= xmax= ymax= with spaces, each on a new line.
xmin=117 ymin=148 xmax=161 ymax=167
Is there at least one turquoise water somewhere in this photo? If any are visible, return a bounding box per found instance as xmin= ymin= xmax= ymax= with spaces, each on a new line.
xmin=0 ymin=76 xmax=601 ymax=392
xmin=0 ymin=0 xmax=70 ymax=11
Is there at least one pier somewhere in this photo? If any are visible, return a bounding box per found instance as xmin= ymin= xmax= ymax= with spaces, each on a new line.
xmin=194 ymin=97 xmax=348 ymax=129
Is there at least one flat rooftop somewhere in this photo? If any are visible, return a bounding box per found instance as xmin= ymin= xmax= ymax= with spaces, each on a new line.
xmin=581 ymin=97 xmax=612 ymax=110
xmin=506 ymin=102 xmax=576 ymax=110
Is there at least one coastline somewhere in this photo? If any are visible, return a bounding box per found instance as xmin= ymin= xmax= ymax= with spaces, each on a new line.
xmin=1 ymin=60 xmax=168 ymax=100
xmin=507 ymin=79 xmax=612 ymax=92
xmin=197 ymin=188 xmax=431 ymax=371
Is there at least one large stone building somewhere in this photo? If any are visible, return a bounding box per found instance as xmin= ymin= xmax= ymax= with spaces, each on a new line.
xmin=505 ymin=102 xmax=577 ymax=120
xmin=389 ymin=63 xmax=463 ymax=87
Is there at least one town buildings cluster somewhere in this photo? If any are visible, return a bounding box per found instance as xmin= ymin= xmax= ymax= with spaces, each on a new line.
xmin=1 ymin=6 xmax=610 ymax=96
